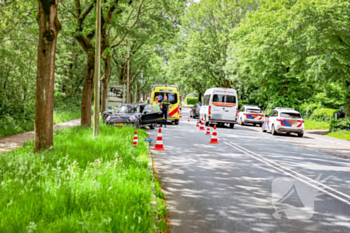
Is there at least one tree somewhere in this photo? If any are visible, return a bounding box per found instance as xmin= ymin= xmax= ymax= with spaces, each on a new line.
xmin=166 ymin=0 xmax=258 ymax=98
xmin=34 ymin=0 xmax=61 ymax=151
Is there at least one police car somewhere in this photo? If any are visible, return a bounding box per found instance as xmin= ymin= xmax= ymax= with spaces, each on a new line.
xmin=238 ymin=105 xmax=264 ymax=127
xmin=262 ymin=107 xmax=305 ymax=137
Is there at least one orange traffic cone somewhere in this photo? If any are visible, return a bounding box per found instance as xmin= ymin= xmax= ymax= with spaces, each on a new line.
xmin=153 ymin=127 xmax=165 ymax=150
xmin=205 ymin=125 xmax=211 ymax=135
xmin=209 ymin=125 xmax=219 ymax=144
xmin=133 ymin=131 xmax=138 ymax=146
xmin=188 ymin=115 xmax=190 ymax=122
xmin=196 ymin=119 xmax=199 ymax=127
xmin=199 ymin=118 xmax=205 ymax=131
xmin=179 ymin=110 xmax=182 ymax=118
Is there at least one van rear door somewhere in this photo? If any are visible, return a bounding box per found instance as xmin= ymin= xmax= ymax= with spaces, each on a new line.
xmin=211 ymin=93 xmax=237 ymax=121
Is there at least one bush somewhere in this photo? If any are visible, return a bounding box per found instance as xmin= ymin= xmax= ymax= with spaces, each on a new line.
xmin=185 ymin=97 xmax=199 ymax=105
xmin=297 ymin=103 xmax=337 ymax=122
xmin=310 ymin=108 xmax=338 ymax=121
xmin=330 ymin=118 xmax=350 ymax=132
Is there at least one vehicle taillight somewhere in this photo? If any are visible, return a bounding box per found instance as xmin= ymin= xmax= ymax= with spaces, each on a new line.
xmin=209 ymin=106 xmax=211 ymax=115
xmin=195 ymin=109 xmax=198 ymax=112
xmin=297 ymin=120 xmax=304 ymax=127
xmin=236 ymin=107 xmax=238 ymax=117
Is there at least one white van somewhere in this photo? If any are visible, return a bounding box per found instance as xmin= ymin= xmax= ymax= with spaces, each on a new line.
xmin=199 ymin=88 xmax=238 ymax=128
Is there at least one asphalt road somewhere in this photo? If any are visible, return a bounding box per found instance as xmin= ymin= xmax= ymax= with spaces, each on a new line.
xmin=147 ymin=108 xmax=350 ymax=233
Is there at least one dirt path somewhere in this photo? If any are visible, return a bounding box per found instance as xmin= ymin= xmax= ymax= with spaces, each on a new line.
xmin=0 ymin=119 xmax=80 ymax=153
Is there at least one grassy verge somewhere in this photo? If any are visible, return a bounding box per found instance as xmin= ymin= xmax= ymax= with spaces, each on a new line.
xmin=304 ymin=119 xmax=329 ymax=130
xmin=0 ymin=123 xmax=158 ymax=232
xmin=0 ymin=110 xmax=80 ymax=138
xmin=327 ymin=131 xmax=350 ymax=141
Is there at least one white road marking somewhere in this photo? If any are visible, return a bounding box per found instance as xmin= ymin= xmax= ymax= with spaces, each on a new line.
xmin=223 ymin=139 xmax=350 ymax=206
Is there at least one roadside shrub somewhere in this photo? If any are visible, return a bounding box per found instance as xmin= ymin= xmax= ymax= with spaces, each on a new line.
xmin=310 ymin=108 xmax=338 ymax=121
xmin=330 ymin=118 xmax=350 ymax=132
xmin=185 ymin=97 xmax=199 ymax=105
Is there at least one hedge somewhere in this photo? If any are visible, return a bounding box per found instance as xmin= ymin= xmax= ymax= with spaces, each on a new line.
xmin=330 ymin=118 xmax=350 ymax=132
xmin=298 ymin=103 xmax=338 ymax=121
xmin=185 ymin=97 xmax=199 ymax=105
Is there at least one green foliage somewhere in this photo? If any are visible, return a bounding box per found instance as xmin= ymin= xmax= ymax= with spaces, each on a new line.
xmin=0 ymin=123 xmax=157 ymax=232
xmin=327 ymin=131 xmax=350 ymax=141
xmin=304 ymin=120 xmax=329 ymax=130
xmin=330 ymin=118 xmax=350 ymax=132
xmin=185 ymin=97 xmax=199 ymax=105
xmin=0 ymin=99 xmax=81 ymax=138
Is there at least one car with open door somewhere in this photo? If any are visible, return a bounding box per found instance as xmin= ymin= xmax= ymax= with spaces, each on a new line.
xmin=105 ymin=104 xmax=163 ymax=129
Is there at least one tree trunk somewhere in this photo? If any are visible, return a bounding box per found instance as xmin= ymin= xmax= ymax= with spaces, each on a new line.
xmin=81 ymin=52 xmax=95 ymax=127
xmin=34 ymin=0 xmax=61 ymax=152
xmin=101 ymin=54 xmax=111 ymax=113
xmin=198 ymin=92 xmax=202 ymax=102
xmin=345 ymin=80 xmax=350 ymax=117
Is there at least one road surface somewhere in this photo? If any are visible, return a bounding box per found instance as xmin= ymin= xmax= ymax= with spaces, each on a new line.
xmin=148 ymin=108 xmax=350 ymax=233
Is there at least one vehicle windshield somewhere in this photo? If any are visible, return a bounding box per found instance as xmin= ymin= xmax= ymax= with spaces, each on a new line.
xmin=212 ymin=94 xmax=236 ymax=107
xmin=143 ymin=104 xmax=152 ymax=111
xmin=280 ymin=112 xmax=302 ymax=119
xmin=246 ymin=108 xmax=262 ymax=113
xmin=116 ymin=105 xmax=139 ymax=113
xmin=154 ymin=92 xmax=178 ymax=105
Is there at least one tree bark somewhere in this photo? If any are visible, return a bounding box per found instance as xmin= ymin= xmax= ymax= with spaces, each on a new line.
xmin=345 ymin=80 xmax=350 ymax=117
xmin=101 ymin=54 xmax=111 ymax=113
xmin=80 ymin=52 xmax=95 ymax=127
xmin=34 ymin=0 xmax=61 ymax=152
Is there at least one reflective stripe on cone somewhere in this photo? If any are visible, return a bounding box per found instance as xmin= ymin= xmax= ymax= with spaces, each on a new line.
xmin=153 ymin=127 xmax=165 ymax=150
xmin=199 ymin=117 xmax=205 ymax=131
xmin=205 ymin=126 xmax=211 ymax=135
xmin=133 ymin=131 xmax=138 ymax=146
xmin=209 ymin=125 xmax=219 ymax=144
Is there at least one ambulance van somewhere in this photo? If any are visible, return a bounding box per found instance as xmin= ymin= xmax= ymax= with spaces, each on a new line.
xmin=151 ymin=84 xmax=180 ymax=125
xmin=199 ymin=88 xmax=238 ymax=128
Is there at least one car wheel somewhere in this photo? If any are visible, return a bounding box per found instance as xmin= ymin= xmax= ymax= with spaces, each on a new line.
xmin=205 ymin=121 xmax=210 ymax=126
xmin=298 ymin=133 xmax=304 ymax=137
xmin=230 ymin=123 xmax=234 ymax=128
xmin=149 ymin=123 xmax=155 ymax=129
xmin=262 ymin=123 xmax=266 ymax=132
xmin=190 ymin=112 xmax=192 ymax=118
xmin=271 ymin=124 xmax=277 ymax=135
xmin=259 ymin=123 xmax=262 ymax=127
xmin=175 ymin=120 xmax=179 ymax=125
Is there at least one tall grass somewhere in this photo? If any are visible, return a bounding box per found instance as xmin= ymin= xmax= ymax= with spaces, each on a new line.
xmin=0 ymin=110 xmax=80 ymax=138
xmin=0 ymin=123 xmax=157 ymax=232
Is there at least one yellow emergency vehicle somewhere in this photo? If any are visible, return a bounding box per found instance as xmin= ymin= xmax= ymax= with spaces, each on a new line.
xmin=150 ymin=84 xmax=180 ymax=125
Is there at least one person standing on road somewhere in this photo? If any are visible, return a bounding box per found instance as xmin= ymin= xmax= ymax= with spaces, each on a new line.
xmin=160 ymin=95 xmax=170 ymax=128
xmin=152 ymin=96 xmax=160 ymax=111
